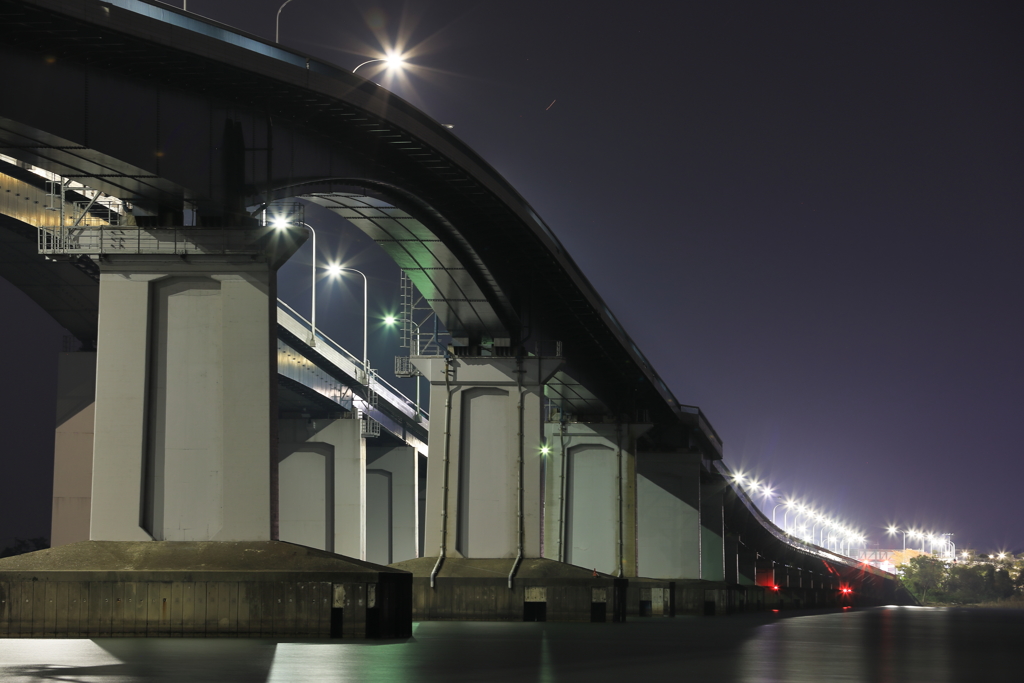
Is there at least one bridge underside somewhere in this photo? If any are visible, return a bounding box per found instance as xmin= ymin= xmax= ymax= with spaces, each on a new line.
xmin=0 ymin=0 xmax=911 ymax=634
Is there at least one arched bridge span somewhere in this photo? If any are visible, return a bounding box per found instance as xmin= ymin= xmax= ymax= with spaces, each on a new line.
xmin=0 ymin=0 xmax=705 ymax=441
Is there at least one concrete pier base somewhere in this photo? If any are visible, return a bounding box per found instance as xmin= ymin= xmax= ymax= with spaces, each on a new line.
xmin=0 ymin=541 xmax=411 ymax=639
xmin=392 ymin=557 xmax=628 ymax=622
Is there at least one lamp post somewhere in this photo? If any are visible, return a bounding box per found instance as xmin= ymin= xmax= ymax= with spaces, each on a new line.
xmin=271 ymin=218 xmax=318 ymax=347
xmin=327 ymin=265 xmax=369 ymax=381
xmin=353 ymin=54 xmax=405 ymax=74
xmin=771 ymin=501 xmax=788 ymax=526
xmin=785 ymin=504 xmax=806 ymax=534
xmin=783 ymin=504 xmax=794 ymax=533
xmin=887 ymin=525 xmax=908 ymax=552
xmin=275 ymin=0 xmax=300 ymax=43
xmin=810 ymin=515 xmax=825 ymax=546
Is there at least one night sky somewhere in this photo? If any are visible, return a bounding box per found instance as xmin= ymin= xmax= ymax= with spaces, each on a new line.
xmin=2 ymin=1 xmax=1022 ymax=555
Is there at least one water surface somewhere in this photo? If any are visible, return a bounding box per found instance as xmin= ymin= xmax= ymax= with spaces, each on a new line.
xmin=0 ymin=607 xmax=1021 ymax=682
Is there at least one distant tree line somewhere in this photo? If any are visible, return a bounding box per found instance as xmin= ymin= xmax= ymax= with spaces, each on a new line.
xmin=900 ymin=555 xmax=1023 ymax=604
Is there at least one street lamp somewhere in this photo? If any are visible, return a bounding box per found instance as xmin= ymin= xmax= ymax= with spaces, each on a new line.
xmin=771 ymin=499 xmax=794 ymax=526
xmin=275 ymin=0 xmax=301 ymax=43
xmin=272 ymin=218 xmax=318 ymax=347
xmin=887 ymin=525 xmax=907 ymax=552
xmin=327 ymin=265 xmax=369 ymax=381
xmin=782 ymin=500 xmax=800 ymax=532
xmin=353 ymin=53 xmax=406 ymax=74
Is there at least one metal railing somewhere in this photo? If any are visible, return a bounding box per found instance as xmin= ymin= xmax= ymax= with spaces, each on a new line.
xmin=360 ymin=413 xmax=382 ymax=438
xmin=276 ymin=299 xmax=429 ymax=425
xmin=38 ymin=225 xmax=269 ymax=256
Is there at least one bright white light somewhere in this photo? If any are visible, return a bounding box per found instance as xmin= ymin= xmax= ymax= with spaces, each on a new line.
xmin=384 ymin=52 xmax=405 ymax=68
xmin=271 ymin=217 xmax=290 ymax=229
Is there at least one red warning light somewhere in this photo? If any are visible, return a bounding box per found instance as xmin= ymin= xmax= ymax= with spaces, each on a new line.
xmin=773 ymin=586 xmax=779 ymax=591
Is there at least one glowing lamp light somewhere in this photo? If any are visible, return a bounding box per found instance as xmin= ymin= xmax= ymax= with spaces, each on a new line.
xmin=353 ymin=52 xmax=408 ymax=74
xmin=384 ymin=315 xmax=397 ymax=325
xmin=540 ymin=445 xmax=551 ymax=456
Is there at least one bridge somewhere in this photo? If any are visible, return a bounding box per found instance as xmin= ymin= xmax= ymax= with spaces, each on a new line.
xmin=0 ymin=0 xmax=912 ymax=638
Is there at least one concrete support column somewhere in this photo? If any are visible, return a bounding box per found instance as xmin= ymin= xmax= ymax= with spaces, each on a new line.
xmin=738 ymin=545 xmax=756 ymax=585
xmin=50 ymin=352 xmax=97 ymax=547
xmin=89 ymin=236 xmax=299 ymax=542
xmin=542 ymin=422 xmax=649 ymax=576
xmin=278 ymin=416 xmax=365 ymax=557
xmin=700 ymin=480 xmax=726 ymax=581
xmin=327 ymin=419 xmax=366 ymax=558
xmin=413 ymin=355 xmax=560 ymax=560
xmin=724 ymin=536 xmax=739 ymax=584
xmin=366 ymin=444 xmax=418 ymax=565
xmin=635 ymin=451 xmax=703 ymax=579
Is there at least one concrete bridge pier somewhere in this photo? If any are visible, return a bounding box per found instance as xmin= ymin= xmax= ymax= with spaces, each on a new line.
xmin=277 ymin=417 xmax=364 ymax=556
xmin=635 ymin=451 xmax=703 ymax=580
xmin=542 ymin=421 xmax=651 ymax=576
xmin=413 ymin=354 xmax=561 ymax=562
xmin=2 ymin=228 xmax=414 ymax=639
xmin=276 ymin=423 xmax=420 ymax=565
xmin=700 ymin=479 xmax=726 ymax=582
xmin=50 ymin=351 xmax=97 ymax=548
xmin=88 ymin=245 xmax=300 ymax=543
xmin=393 ymin=353 xmax=635 ymax=623
xmin=365 ymin=444 xmax=419 ymax=565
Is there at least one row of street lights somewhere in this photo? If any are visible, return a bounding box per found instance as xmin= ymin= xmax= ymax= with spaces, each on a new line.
xmin=886 ymin=526 xmax=955 ymax=561
xmin=729 ymin=471 xmax=961 ymax=562
xmin=270 ymin=217 xmax=370 ymax=379
xmin=730 ymin=472 xmax=867 ymax=556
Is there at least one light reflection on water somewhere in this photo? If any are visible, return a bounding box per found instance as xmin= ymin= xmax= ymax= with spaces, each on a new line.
xmin=0 ymin=607 xmax=1020 ymax=682
xmin=738 ymin=608 xmax=950 ymax=683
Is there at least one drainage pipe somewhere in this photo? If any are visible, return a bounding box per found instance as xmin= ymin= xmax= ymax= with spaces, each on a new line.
xmin=430 ymin=356 xmax=455 ymax=589
xmin=616 ymin=421 xmax=624 ymax=578
xmin=557 ymin=417 xmax=568 ymax=563
xmin=508 ymin=354 xmax=526 ymax=589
